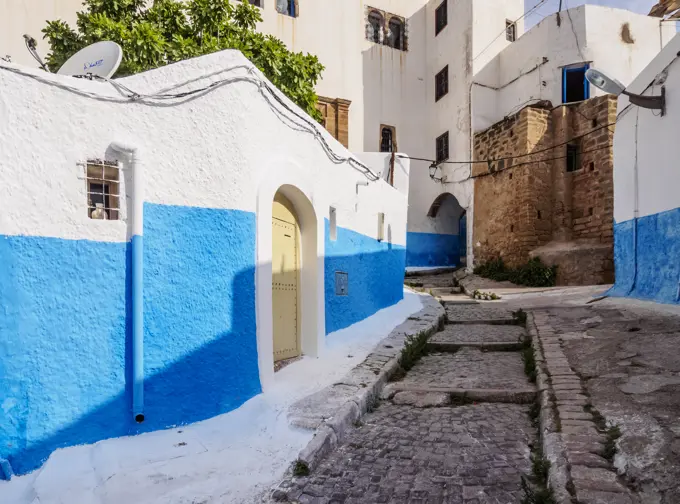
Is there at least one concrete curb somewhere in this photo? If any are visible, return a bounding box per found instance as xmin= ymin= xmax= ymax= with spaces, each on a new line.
xmin=527 ymin=312 xmax=573 ymax=504
xmin=289 ymin=295 xmax=446 ymax=474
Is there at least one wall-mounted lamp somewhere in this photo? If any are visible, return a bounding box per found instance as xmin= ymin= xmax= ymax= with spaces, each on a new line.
xmin=586 ymin=68 xmax=665 ymax=116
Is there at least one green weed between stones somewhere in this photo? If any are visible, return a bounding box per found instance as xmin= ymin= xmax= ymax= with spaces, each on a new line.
xmin=521 ymin=339 xmax=537 ymax=384
xmin=584 ymin=405 xmax=622 ymax=461
xmin=397 ymin=330 xmax=430 ymax=373
xmin=520 ymin=445 xmax=556 ymax=504
xmin=475 ymin=257 xmax=557 ymax=287
xmin=292 ymin=460 xmax=310 ymax=477
xmin=513 ymin=308 xmax=528 ymax=325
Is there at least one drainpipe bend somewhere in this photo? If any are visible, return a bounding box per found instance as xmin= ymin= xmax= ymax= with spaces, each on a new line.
xmin=110 ymin=141 xmax=145 ymax=423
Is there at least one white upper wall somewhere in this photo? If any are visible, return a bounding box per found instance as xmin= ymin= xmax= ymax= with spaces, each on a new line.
xmin=472 ymin=5 xmax=675 ymax=132
xmin=0 ymin=50 xmax=408 ymax=247
xmin=613 ymin=34 xmax=680 ymax=224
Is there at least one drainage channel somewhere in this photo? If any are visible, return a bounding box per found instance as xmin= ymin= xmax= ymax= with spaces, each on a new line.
xmin=277 ymin=300 xmax=546 ymax=504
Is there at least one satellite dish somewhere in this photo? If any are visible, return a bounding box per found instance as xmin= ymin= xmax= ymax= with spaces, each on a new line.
xmin=585 ymin=68 xmax=625 ymax=96
xmin=57 ymin=41 xmax=123 ymax=78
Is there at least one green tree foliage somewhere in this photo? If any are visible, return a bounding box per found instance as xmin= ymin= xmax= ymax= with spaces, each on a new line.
xmin=42 ymin=0 xmax=324 ymax=120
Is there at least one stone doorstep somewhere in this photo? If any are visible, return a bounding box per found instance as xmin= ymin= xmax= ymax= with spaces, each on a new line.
xmin=426 ymin=341 xmax=525 ymax=352
xmin=384 ymin=384 xmax=537 ymax=405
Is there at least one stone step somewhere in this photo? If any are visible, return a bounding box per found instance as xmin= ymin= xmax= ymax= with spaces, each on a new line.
xmin=444 ymin=305 xmax=518 ymax=325
xmin=395 ymin=349 xmax=533 ymax=392
xmin=429 ymin=324 xmax=527 ymax=350
xmin=427 ymin=340 xmax=524 ymax=352
xmin=384 ymin=386 xmax=537 ymax=406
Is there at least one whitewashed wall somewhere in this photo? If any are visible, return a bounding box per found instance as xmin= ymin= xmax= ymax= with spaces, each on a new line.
xmin=473 ymin=5 xmax=675 ymax=132
xmin=613 ymin=34 xmax=680 ymax=225
xmin=611 ymin=34 xmax=680 ymax=304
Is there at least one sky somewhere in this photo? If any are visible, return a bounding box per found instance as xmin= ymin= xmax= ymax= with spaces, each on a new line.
xmin=524 ymin=0 xmax=660 ymax=29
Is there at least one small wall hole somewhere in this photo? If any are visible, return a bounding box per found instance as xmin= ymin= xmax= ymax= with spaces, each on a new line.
xmin=589 ymin=162 xmax=595 ymax=172
xmin=589 ymin=207 xmax=594 ymax=216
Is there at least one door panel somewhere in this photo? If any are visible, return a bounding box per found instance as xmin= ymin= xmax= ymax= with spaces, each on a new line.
xmin=272 ymin=196 xmax=300 ymax=362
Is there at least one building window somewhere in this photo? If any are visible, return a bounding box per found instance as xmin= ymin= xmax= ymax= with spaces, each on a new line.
xmin=563 ymin=64 xmax=590 ymax=103
xmin=435 ymin=0 xmax=447 ymax=35
xmin=380 ymin=126 xmax=396 ymax=152
xmin=387 ymin=18 xmax=405 ymax=50
xmin=436 ymin=131 xmax=449 ymax=163
xmin=367 ymin=8 xmax=407 ymax=50
xmin=86 ymin=160 xmax=120 ymax=220
xmin=367 ymin=10 xmax=384 ymax=43
xmin=248 ymin=0 xmax=262 ymax=7
xmin=435 ymin=65 xmax=449 ymax=101
xmin=276 ymin=0 xmax=297 ymax=17
xmin=329 ymin=207 xmax=337 ymax=241
xmin=506 ymin=20 xmax=516 ymax=42
xmin=566 ymin=144 xmax=581 ymax=172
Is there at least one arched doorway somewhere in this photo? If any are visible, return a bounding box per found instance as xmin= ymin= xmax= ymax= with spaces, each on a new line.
xmin=272 ymin=192 xmax=301 ymax=363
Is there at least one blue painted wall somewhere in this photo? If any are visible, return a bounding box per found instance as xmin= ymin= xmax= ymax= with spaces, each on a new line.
xmin=0 ymin=203 xmax=260 ymax=475
xmin=325 ymin=221 xmax=405 ymax=333
xmin=406 ymin=231 xmax=460 ymax=267
xmin=610 ymin=207 xmax=680 ymax=304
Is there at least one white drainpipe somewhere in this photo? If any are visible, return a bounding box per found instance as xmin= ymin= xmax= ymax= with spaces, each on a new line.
xmin=110 ymin=141 xmax=145 ymax=423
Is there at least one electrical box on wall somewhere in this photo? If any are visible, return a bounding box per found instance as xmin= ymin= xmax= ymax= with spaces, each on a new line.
xmin=335 ymin=271 xmax=348 ymax=296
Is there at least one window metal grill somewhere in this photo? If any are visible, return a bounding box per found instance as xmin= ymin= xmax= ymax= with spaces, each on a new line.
xmin=436 ymin=131 xmax=450 ymax=163
xmin=85 ymin=159 xmax=120 ymax=220
xmin=435 ymin=0 xmax=448 ymax=35
xmin=435 ymin=65 xmax=449 ymax=102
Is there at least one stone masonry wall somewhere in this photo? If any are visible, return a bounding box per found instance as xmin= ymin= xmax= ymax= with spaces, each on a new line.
xmin=473 ymin=103 xmax=554 ymax=268
xmin=472 ymin=96 xmax=616 ymax=284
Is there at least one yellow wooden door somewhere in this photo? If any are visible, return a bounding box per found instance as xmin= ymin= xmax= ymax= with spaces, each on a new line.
xmin=272 ymin=194 xmax=300 ymax=362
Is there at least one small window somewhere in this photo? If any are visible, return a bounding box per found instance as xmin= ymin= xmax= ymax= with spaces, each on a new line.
xmin=436 ymin=131 xmax=449 ymax=163
xmin=563 ymin=64 xmax=590 ymax=103
xmin=329 ymin=207 xmax=337 ymax=241
xmin=435 ymin=0 xmax=447 ymax=35
xmin=276 ymin=0 xmax=297 ymax=17
xmin=377 ymin=212 xmax=385 ymax=242
xmin=248 ymin=0 xmax=262 ymax=6
xmin=386 ymin=18 xmax=405 ymax=50
xmin=367 ymin=10 xmax=384 ymax=43
xmin=435 ymin=65 xmax=449 ymax=102
xmin=566 ymin=144 xmax=581 ymax=172
xmin=506 ymin=20 xmax=516 ymax=42
xmin=380 ymin=126 xmax=395 ymax=152
xmin=86 ymin=160 xmax=120 ymax=220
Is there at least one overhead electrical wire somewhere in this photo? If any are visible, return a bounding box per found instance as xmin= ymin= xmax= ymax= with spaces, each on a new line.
xmin=0 ymin=63 xmax=380 ymax=182
xmin=473 ymin=0 xmax=550 ymax=63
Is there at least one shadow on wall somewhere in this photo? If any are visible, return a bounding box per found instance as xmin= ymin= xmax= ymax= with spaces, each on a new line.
xmin=0 ymin=223 xmax=406 ymax=476
xmin=0 ymin=203 xmax=260 ymax=475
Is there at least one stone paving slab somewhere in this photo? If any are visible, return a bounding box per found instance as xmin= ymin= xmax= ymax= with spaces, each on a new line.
xmin=279 ymin=403 xmax=535 ymax=504
xmin=398 ymin=349 xmax=532 ymax=391
xmin=430 ymin=324 xmax=526 ymax=348
xmin=444 ymin=305 xmax=516 ymax=325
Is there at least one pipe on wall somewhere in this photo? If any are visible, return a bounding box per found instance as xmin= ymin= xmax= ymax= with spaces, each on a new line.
xmin=110 ymin=141 xmax=145 ymax=423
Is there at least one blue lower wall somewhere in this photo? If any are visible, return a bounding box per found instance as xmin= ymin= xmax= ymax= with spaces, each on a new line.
xmin=610 ymin=207 xmax=680 ymax=304
xmin=325 ymin=222 xmax=406 ymax=334
xmin=0 ymin=203 xmax=260 ymax=475
xmin=0 ymin=206 xmax=406 ymax=476
xmin=406 ymin=231 xmax=460 ymax=268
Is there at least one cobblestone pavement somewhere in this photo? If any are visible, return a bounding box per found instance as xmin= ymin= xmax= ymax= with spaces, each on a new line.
xmin=283 ymin=403 xmax=535 ymax=504
xmin=430 ymin=325 xmax=526 ymax=345
xmin=276 ymin=273 xmax=538 ymax=504
xmin=398 ymin=350 xmax=531 ymax=391
xmin=536 ymin=305 xmax=680 ymax=504
xmin=444 ymin=305 xmax=515 ymax=324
